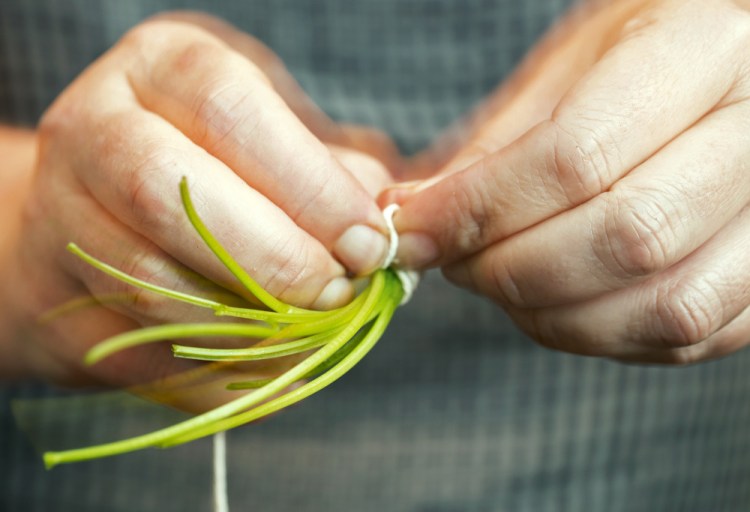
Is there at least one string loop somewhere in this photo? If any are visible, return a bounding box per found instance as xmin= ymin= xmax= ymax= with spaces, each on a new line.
xmin=381 ymin=204 xmax=420 ymax=305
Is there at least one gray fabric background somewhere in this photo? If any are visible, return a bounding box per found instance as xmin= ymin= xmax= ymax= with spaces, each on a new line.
xmin=2 ymin=1 xmax=750 ymax=511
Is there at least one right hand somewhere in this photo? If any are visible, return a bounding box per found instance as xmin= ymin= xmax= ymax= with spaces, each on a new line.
xmin=1 ymin=12 xmax=396 ymax=388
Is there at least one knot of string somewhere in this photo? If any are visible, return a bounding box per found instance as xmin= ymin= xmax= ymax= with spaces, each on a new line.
xmin=381 ymin=204 xmax=420 ymax=304
xmin=212 ymin=206 xmax=418 ymax=512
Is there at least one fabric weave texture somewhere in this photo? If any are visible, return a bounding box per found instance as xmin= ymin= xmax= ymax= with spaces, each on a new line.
xmin=1 ymin=1 xmax=749 ymax=511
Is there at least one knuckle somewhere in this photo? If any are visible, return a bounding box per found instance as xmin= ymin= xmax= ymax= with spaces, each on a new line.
xmin=190 ymin=69 xmax=265 ymax=150
xmin=513 ymin=308 xmax=555 ymax=351
xmin=446 ymin=160 xmax=501 ymax=253
xmin=487 ymin=257 xmax=525 ymax=307
xmin=597 ymin=191 xmax=676 ymax=279
xmin=653 ymin=280 xmax=723 ymax=349
xmin=286 ymin=158 xmax=335 ymax=223
xmin=522 ymin=310 xmax=574 ymax=354
xmin=547 ymin=119 xmax=613 ymax=205
xmin=514 ymin=308 xmax=553 ymax=348
xmin=38 ymin=107 xmax=65 ymax=144
xmin=38 ymin=100 xmax=80 ymax=154
xmin=515 ymin=309 xmax=608 ymax=358
xmin=260 ymin=234 xmax=312 ymax=301
xmin=119 ymin=249 xmax=171 ymax=318
xmin=127 ymin=144 xmax=180 ymax=229
xmin=531 ymin=328 xmax=563 ymax=352
xmin=125 ymin=21 xmax=270 ymax=148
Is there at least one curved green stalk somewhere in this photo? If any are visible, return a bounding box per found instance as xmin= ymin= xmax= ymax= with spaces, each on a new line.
xmin=67 ymin=242 xmax=335 ymax=325
xmin=67 ymin=243 xmax=224 ymax=311
xmin=172 ymin=328 xmax=343 ymax=362
xmin=163 ymin=296 xmax=398 ymax=446
xmin=40 ymin=179 xmax=407 ymax=468
xmin=43 ymin=270 xmax=389 ymax=468
xmin=179 ymin=177 xmax=302 ymax=315
xmin=85 ymin=323 xmax=279 ymax=365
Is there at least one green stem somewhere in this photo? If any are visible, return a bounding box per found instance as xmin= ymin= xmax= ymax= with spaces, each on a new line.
xmin=67 ymin=243 xmax=223 ymax=311
xmin=179 ymin=178 xmax=306 ymax=315
xmin=225 ymin=323 xmax=371 ymax=390
xmin=172 ymin=327 xmax=344 ymax=362
xmin=68 ymin=241 xmax=333 ymax=325
xmin=42 ymin=270 xmax=387 ymax=468
xmin=85 ymin=323 xmax=279 ymax=365
xmin=163 ymin=294 xmax=398 ymax=447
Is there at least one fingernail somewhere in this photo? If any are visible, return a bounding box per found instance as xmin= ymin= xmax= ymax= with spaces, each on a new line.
xmin=333 ymin=224 xmax=390 ymax=275
xmin=396 ymin=232 xmax=440 ymax=269
xmin=312 ymin=277 xmax=354 ymax=310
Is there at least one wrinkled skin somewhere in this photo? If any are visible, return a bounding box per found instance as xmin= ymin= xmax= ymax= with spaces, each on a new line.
xmin=3 ymin=0 xmax=750 ymax=395
xmin=0 ymin=13 xmax=398 ymax=388
xmin=387 ymin=0 xmax=750 ymax=364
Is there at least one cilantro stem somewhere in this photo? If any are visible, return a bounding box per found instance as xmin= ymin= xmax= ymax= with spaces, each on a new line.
xmin=42 ymin=271 xmax=389 ymax=468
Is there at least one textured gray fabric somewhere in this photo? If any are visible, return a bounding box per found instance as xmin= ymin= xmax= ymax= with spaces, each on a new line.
xmin=2 ymin=1 xmax=750 ymax=511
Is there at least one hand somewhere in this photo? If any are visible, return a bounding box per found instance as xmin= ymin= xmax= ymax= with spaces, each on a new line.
xmin=1 ymin=12 xmax=396 ymax=386
xmin=386 ymin=0 xmax=750 ymax=364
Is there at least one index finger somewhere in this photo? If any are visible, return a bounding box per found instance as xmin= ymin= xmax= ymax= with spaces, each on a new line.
xmin=122 ymin=20 xmax=390 ymax=275
xmin=392 ymin=6 xmax=747 ymax=268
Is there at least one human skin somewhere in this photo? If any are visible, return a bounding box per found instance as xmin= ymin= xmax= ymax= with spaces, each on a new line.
xmin=5 ymin=0 xmax=747 ymax=393
xmin=0 ymin=13 xmax=398 ymax=387
xmin=386 ymin=0 xmax=750 ymax=364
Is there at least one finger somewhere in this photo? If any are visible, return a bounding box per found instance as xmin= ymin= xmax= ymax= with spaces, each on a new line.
xmin=149 ymin=11 xmax=354 ymax=144
xmin=158 ymin=13 xmax=405 ymax=175
xmin=444 ymin=100 xmax=750 ymax=307
xmin=329 ymin=145 xmax=393 ymax=197
xmin=609 ymin=305 xmax=750 ymax=365
xmin=42 ymin=302 xmax=201 ymax=387
xmin=120 ymin=20 xmax=389 ymax=275
xmin=24 ymin=149 xmax=271 ymax=322
xmin=40 ymin=98 xmax=355 ymax=311
xmin=503 ymin=205 xmax=750 ymax=363
xmin=8 ymin=242 xmax=195 ymax=387
xmin=392 ymin=9 xmax=748 ymax=268
xmin=21 ymin=166 xmax=331 ymax=393
xmin=337 ymin=124 xmax=405 ymax=178
xmin=18 ymin=178 xmax=304 ymax=392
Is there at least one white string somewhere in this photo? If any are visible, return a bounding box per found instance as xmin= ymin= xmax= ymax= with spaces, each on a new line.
xmin=381 ymin=204 xmax=401 ymax=269
xmin=209 ymin=206 xmax=414 ymax=512
xmin=381 ymin=204 xmax=420 ymax=304
xmin=213 ymin=431 xmax=229 ymax=512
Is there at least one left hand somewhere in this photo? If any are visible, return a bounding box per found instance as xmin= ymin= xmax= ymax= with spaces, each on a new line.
xmin=0 ymin=12 xmax=398 ymax=388
xmin=384 ymin=0 xmax=750 ymax=364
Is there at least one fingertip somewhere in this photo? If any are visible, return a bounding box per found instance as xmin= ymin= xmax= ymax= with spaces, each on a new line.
xmin=394 ymin=231 xmax=440 ymax=270
xmin=333 ymin=224 xmax=390 ymax=276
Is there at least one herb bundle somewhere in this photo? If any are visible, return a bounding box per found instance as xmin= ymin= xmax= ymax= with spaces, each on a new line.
xmin=43 ymin=178 xmax=407 ymax=468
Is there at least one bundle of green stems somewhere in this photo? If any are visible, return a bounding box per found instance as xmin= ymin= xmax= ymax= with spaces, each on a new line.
xmin=43 ymin=178 xmax=404 ymax=468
